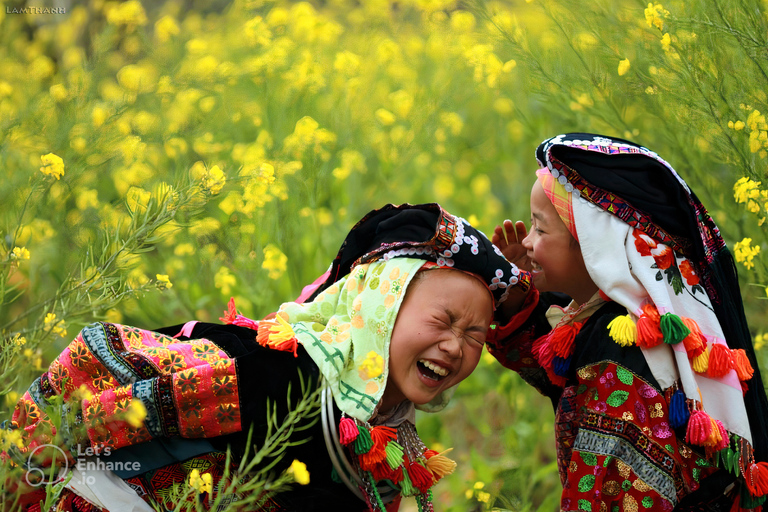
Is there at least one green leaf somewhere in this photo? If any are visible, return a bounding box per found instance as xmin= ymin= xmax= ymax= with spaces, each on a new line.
xmin=606 ymin=390 xmax=630 ymax=407
xmin=616 ymin=367 xmax=634 ymax=385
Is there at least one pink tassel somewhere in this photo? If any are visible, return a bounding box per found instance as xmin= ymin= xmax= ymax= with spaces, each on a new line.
xmin=339 ymin=417 xmax=359 ymax=445
xmin=686 ymin=410 xmax=712 ymax=446
xmin=714 ymin=420 xmax=729 ymax=451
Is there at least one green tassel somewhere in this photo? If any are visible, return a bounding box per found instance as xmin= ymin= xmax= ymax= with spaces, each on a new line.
xmin=330 ymin=466 xmax=342 ymax=483
xmin=399 ymin=467 xmax=417 ymax=496
xmin=660 ymin=313 xmax=690 ymax=344
xmin=385 ymin=441 xmax=405 ymax=469
xmin=353 ymin=424 xmax=373 ymax=455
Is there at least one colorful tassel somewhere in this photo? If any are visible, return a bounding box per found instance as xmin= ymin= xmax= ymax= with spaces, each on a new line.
xmin=387 ymin=464 xmax=404 ymax=485
xmin=385 ymin=441 xmax=405 ymax=469
xmin=353 ymin=424 xmax=373 ymax=455
xmin=733 ymin=349 xmax=755 ymax=382
xmin=256 ymin=315 xmax=299 ymax=356
xmin=668 ymin=389 xmax=689 ymax=429
xmin=339 ymin=417 xmax=359 ymax=445
xmin=660 ymin=313 xmax=690 ymax=345
xmin=361 ymin=426 xmax=398 ymax=468
xmin=552 ymin=356 xmax=572 ymax=377
xmin=686 ymin=409 xmax=712 ymax=446
xmin=330 ymin=466 xmax=342 ymax=483
xmin=681 ymin=317 xmax=706 ymax=356
xmin=370 ymin=460 xmax=395 ymax=482
xmin=693 ymin=348 xmax=710 ymax=374
xmin=399 ymin=464 xmax=417 ymax=496
xmin=424 ymin=450 xmax=457 ymax=481
xmin=714 ymin=420 xmax=730 ymax=451
xmin=636 ymin=315 xmax=663 ymax=349
xmin=607 ymin=314 xmax=637 ymax=346
xmin=532 ymin=335 xmax=555 ymax=368
xmin=550 ymin=324 xmax=578 ymax=358
xmin=746 ymin=462 xmax=768 ymax=497
xmin=708 ymin=343 xmax=734 ymax=378
xmin=704 ymin=417 xmax=722 ymax=447
xmin=407 ymin=461 xmax=435 ymax=493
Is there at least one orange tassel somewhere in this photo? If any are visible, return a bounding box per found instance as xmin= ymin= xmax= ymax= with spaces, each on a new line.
xmin=708 ymin=343 xmax=734 ymax=378
xmin=733 ymin=349 xmax=755 ymax=382
xmin=256 ymin=315 xmax=299 ymax=356
xmin=360 ymin=426 xmax=396 ymax=469
xmin=550 ymin=324 xmax=578 ymax=358
xmin=703 ymin=417 xmax=722 ymax=447
xmin=681 ymin=317 xmax=706 ymax=355
xmin=714 ymin=419 xmax=729 ymax=451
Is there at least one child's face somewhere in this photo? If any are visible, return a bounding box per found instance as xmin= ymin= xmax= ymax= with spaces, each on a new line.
xmin=381 ymin=269 xmax=493 ymax=413
xmin=522 ymin=181 xmax=597 ymax=304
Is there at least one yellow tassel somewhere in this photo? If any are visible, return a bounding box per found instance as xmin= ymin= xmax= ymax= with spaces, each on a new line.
xmin=607 ymin=314 xmax=637 ymax=347
xmin=692 ymin=347 xmax=709 ymax=374
xmin=424 ymin=449 xmax=457 ymax=481
xmin=256 ymin=314 xmax=298 ymax=355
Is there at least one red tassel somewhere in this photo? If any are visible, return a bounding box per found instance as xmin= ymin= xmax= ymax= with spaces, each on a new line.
xmin=681 ymin=317 xmax=706 ymax=356
xmin=360 ymin=426 xmax=396 ymax=469
xmin=532 ymin=335 xmax=555 ymax=368
xmin=370 ymin=460 xmax=395 ymax=482
xmin=550 ymin=324 xmax=578 ymax=358
xmin=733 ymin=349 xmax=755 ymax=382
xmin=708 ymin=343 xmax=734 ymax=378
xmin=686 ymin=410 xmax=712 ymax=446
xmin=339 ymin=417 xmax=358 ymax=445
xmin=387 ymin=464 xmax=404 ymax=484
xmin=636 ymin=314 xmax=664 ymax=349
xmin=746 ymin=461 xmax=768 ymax=496
xmin=407 ymin=461 xmax=435 ymax=493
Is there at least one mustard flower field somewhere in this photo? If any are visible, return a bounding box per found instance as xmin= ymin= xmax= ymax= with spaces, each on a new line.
xmin=1 ymin=0 xmax=767 ymax=509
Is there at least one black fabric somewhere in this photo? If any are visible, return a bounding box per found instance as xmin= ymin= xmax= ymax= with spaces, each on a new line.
xmin=154 ymin=323 xmax=365 ymax=511
xmin=309 ymin=203 xmax=525 ymax=308
xmin=534 ymin=132 xmax=768 ymax=465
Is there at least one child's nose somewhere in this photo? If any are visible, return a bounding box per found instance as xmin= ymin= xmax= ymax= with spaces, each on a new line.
xmin=438 ymin=330 xmax=464 ymax=359
xmin=521 ymin=231 xmax=533 ymax=249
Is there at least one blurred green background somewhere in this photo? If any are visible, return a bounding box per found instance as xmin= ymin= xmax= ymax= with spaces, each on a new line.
xmin=1 ymin=0 xmax=767 ymax=509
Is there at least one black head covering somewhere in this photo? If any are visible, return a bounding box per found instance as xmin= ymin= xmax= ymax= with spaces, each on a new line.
xmin=308 ymin=203 xmax=530 ymax=309
xmin=536 ymin=133 xmax=768 ymax=464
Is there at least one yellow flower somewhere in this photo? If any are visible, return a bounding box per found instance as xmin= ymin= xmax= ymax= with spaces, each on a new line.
xmin=644 ymin=3 xmax=669 ymax=31
xmin=734 ymin=177 xmax=762 ymax=204
xmin=476 ymin=491 xmax=491 ymax=503
xmin=106 ymin=0 xmax=147 ymax=28
xmin=262 ymin=244 xmax=287 ymax=280
xmin=11 ymin=334 xmax=27 ymax=346
xmin=125 ymin=399 xmax=147 ymax=428
xmin=618 ymin=58 xmax=631 ymax=76
xmin=375 ymin=108 xmax=396 ymax=126
xmin=660 ymin=33 xmax=671 ymax=51
xmin=11 ymin=247 xmax=30 ymax=260
xmin=44 ymin=313 xmax=67 ymax=338
xmin=155 ymin=15 xmax=180 ymax=43
xmin=288 ymin=459 xmax=310 ymax=485
xmin=188 ymin=468 xmax=213 ymax=493
xmin=358 ymin=351 xmax=384 ymax=380
xmin=734 ymin=237 xmax=761 ymax=270
xmin=156 ymin=274 xmax=172 ymax=290
xmin=40 ymin=153 xmax=65 ymax=179
xmin=202 ymin=165 xmax=226 ymax=194
xmin=214 ymin=267 xmax=237 ymax=295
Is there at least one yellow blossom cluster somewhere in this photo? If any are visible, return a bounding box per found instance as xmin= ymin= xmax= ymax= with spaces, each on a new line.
xmin=734 ymin=237 xmax=761 ymax=270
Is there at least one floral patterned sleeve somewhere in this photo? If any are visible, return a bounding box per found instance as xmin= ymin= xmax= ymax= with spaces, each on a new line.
xmin=9 ymin=322 xmax=242 ymax=458
xmin=560 ymin=361 xmax=718 ymax=511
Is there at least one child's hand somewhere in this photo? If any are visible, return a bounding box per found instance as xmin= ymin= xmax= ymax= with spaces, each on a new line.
xmin=492 ymin=220 xmax=532 ymax=272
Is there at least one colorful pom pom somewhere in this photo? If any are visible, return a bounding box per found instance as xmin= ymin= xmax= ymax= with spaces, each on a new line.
xmin=708 ymin=343 xmax=734 ymax=378
xmin=686 ymin=409 xmax=712 ymax=446
xmin=660 ymin=313 xmax=690 ymax=345
xmin=607 ymin=314 xmax=637 ymax=346
xmin=532 ymin=335 xmax=555 ymax=368
xmin=552 ymin=355 xmax=572 ymax=377
xmin=407 ymin=461 xmax=435 ymax=493
xmin=714 ymin=419 xmax=729 ymax=451
xmin=424 ymin=450 xmax=457 ymax=481
xmin=637 ymin=314 xmax=663 ymax=349
xmin=668 ymin=389 xmax=689 ymax=429
xmin=733 ymin=349 xmax=755 ymax=382
xmin=681 ymin=317 xmax=706 ymax=355
xmin=339 ymin=417 xmax=359 ymax=445
xmin=704 ymin=417 xmax=722 ymax=447
xmin=746 ymin=462 xmax=768 ymax=497
xmin=353 ymin=424 xmax=373 ymax=455
xmin=550 ymin=324 xmax=578 ymax=358
xmin=693 ymin=348 xmax=709 ymax=374
xmin=385 ymin=441 xmax=405 ymax=469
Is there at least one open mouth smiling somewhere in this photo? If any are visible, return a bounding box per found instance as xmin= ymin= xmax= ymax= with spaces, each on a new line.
xmin=417 ymin=359 xmax=450 ymax=381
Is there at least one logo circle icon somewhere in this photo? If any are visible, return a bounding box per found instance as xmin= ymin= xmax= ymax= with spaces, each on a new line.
xmin=25 ymin=444 xmax=69 ymax=487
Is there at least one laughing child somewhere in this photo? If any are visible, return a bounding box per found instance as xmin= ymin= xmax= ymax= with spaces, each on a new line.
xmin=489 ymin=133 xmax=768 ymax=511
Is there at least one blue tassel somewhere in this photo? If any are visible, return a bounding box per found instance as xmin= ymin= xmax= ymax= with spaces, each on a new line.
xmin=669 ymin=389 xmax=689 ymax=429
xmin=552 ymin=355 xmax=572 ymax=377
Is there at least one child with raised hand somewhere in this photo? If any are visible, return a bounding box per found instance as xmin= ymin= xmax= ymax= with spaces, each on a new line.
xmin=5 ymin=203 xmax=529 ymax=512
xmin=488 ymin=133 xmax=768 ymax=511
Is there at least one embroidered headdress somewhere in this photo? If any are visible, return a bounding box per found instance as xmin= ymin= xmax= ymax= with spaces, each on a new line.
xmin=534 ymin=133 xmax=768 ymax=507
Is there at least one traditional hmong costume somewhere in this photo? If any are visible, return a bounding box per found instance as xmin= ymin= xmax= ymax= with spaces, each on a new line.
xmin=487 ymin=133 xmax=768 ymax=511
xmin=5 ymin=203 xmax=528 ymax=512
